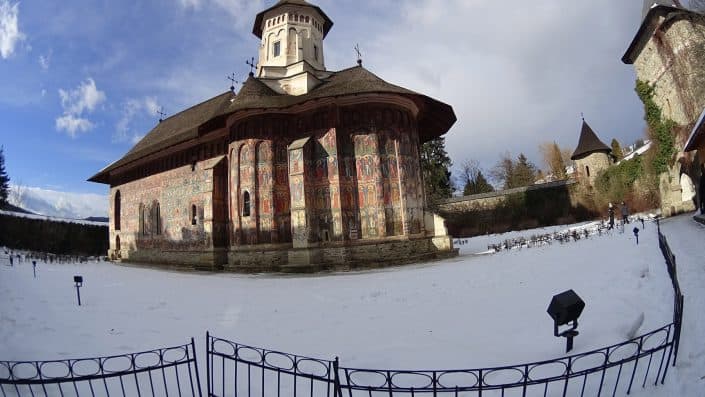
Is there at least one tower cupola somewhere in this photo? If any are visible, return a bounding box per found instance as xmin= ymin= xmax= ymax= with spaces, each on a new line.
xmin=252 ymin=0 xmax=333 ymax=95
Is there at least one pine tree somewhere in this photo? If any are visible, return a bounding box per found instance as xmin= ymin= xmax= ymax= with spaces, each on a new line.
xmin=421 ymin=137 xmax=453 ymax=208
xmin=510 ymin=153 xmax=537 ymax=188
xmin=0 ymin=146 xmax=10 ymax=208
xmin=611 ymin=138 xmax=624 ymax=160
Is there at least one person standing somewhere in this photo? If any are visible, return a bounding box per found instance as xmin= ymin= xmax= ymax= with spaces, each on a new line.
xmin=621 ymin=202 xmax=629 ymax=224
xmin=608 ymin=202 xmax=615 ymax=230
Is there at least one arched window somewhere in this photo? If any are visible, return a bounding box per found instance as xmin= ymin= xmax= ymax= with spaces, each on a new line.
xmin=139 ymin=203 xmax=147 ymax=236
xmin=153 ymin=201 xmax=161 ymax=235
xmin=192 ymin=204 xmax=198 ymax=225
xmin=243 ymin=191 xmax=251 ymax=217
xmin=114 ymin=190 xmax=121 ymax=230
xmin=305 ymin=16 xmax=309 ymax=23
xmin=586 ymin=165 xmax=591 ymax=177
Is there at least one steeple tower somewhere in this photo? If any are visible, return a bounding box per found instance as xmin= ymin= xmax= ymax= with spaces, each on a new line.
xmin=252 ymin=0 xmax=333 ymax=95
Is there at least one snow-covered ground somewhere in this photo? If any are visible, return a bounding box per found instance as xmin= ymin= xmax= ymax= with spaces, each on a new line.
xmin=0 ymin=209 xmax=108 ymax=226
xmin=0 ymin=214 xmax=702 ymax=395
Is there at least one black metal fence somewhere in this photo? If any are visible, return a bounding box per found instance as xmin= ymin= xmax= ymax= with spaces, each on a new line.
xmin=0 ymin=340 xmax=202 ymax=397
xmin=206 ymin=225 xmax=685 ymax=397
xmin=657 ymin=219 xmax=684 ymax=365
xmin=1 ymin=226 xmax=685 ymax=397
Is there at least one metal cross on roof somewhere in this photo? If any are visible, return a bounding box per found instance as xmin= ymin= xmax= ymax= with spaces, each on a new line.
xmin=354 ymin=44 xmax=362 ymax=66
xmin=227 ymin=73 xmax=239 ymax=92
xmin=246 ymin=57 xmax=258 ymax=76
xmin=157 ymin=107 xmax=167 ymax=123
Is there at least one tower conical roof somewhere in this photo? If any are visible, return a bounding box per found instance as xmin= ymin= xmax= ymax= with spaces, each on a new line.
xmin=571 ymin=120 xmax=611 ymax=160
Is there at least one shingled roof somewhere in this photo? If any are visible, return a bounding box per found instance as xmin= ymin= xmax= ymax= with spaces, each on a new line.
xmin=89 ymin=66 xmax=456 ymax=184
xmin=623 ymin=3 xmax=694 ymax=64
xmin=571 ymin=120 xmax=611 ymax=160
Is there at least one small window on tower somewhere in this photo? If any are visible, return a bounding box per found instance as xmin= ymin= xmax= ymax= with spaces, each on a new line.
xmin=273 ymin=41 xmax=281 ymax=57
xmin=314 ymin=45 xmax=319 ymax=61
xmin=586 ymin=166 xmax=590 ymax=177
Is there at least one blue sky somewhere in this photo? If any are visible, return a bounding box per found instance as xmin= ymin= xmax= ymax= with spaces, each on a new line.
xmin=0 ymin=0 xmax=662 ymax=212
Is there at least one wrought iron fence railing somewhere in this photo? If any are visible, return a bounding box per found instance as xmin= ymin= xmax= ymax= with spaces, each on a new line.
xmin=0 ymin=340 xmax=202 ymax=397
xmin=1 ymin=225 xmax=685 ymax=397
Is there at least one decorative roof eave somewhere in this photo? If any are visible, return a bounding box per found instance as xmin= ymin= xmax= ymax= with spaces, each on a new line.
xmin=685 ymin=107 xmax=705 ymax=152
xmin=253 ymin=0 xmax=333 ymax=39
xmin=622 ymin=5 xmax=695 ymax=64
xmin=88 ymin=91 xmax=455 ymax=185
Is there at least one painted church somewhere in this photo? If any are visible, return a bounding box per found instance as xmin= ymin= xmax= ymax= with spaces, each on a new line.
xmin=90 ymin=0 xmax=458 ymax=271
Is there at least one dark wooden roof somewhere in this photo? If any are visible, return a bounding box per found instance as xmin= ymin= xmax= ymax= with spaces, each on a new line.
xmin=685 ymin=107 xmax=705 ymax=152
xmin=571 ymin=120 xmax=611 ymax=160
xmin=89 ymin=66 xmax=456 ymax=184
xmin=623 ymin=4 xmax=696 ymax=64
xmin=253 ymin=0 xmax=333 ymax=39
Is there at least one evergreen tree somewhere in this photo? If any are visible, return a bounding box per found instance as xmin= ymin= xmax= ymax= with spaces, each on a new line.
xmin=0 ymin=146 xmax=10 ymax=208
xmin=459 ymin=159 xmax=494 ymax=195
xmin=421 ymin=137 xmax=453 ymax=207
xmin=611 ymin=138 xmax=624 ymax=160
xmin=510 ymin=153 xmax=537 ymax=188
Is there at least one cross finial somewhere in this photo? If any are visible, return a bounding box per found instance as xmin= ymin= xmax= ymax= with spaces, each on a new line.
xmin=581 ymin=112 xmax=585 ymax=121
xmin=246 ymin=57 xmax=258 ymax=77
xmin=157 ymin=107 xmax=167 ymax=123
xmin=354 ymin=44 xmax=362 ymax=66
xmin=227 ymin=73 xmax=239 ymax=92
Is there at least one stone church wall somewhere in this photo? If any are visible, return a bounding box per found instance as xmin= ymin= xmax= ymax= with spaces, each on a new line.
xmin=633 ymin=13 xmax=705 ymax=126
xmin=109 ymin=160 xmax=220 ymax=266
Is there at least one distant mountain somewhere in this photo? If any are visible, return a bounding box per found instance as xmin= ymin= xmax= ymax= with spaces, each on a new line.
xmin=0 ymin=203 xmax=34 ymax=214
xmin=9 ymin=185 xmax=108 ymax=220
xmin=84 ymin=216 xmax=109 ymax=223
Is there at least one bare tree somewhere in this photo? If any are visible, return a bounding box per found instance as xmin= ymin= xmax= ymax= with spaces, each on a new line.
xmin=458 ymin=160 xmax=494 ymax=196
xmin=539 ymin=141 xmax=568 ymax=180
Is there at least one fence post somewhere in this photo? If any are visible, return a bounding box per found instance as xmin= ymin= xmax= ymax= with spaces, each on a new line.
xmin=192 ymin=337 xmax=204 ymax=397
xmin=206 ymin=331 xmax=211 ymax=397
xmin=333 ymin=357 xmax=343 ymax=397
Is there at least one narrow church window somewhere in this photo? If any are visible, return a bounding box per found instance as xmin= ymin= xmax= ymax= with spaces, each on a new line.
xmin=314 ymin=45 xmax=319 ymax=61
xmin=153 ymin=202 xmax=161 ymax=235
xmin=139 ymin=204 xmax=147 ymax=236
xmin=243 ymin=191 xmax=251 ymax=217
xmin=586 ymin=166 xmax=590 ymax=177
xmin=192 ymin=204 xmax=198 ymax=225
xmin=305 ymin=16 xmax=309 ymax=23
xmin=114 ymin=190 xmax=121 ymax=231
xmin=273 ymin=41 xmax=281 ymax=57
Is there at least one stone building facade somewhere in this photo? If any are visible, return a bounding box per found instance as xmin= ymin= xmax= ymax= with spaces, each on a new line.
xmin=90 ymin=0 xmax=458 ymax=271
xmin=623 ymin=1 xmax=705 ymax=215
xmin=570 ymin=120 xmax=612 ymax=187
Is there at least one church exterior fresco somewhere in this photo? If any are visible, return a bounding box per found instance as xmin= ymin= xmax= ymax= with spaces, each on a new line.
xmin=98 ymin=0 xmax=457 ymax=271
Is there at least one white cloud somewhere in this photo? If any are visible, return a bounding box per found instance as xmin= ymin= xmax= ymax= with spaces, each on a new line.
xmin=38 ymin=50 xmax=52 ymax=70
xmin=55 ymin=78 xmax=106 ymax=137
xmin=55 ymin=114 xmax=94 ymax=137
xmin=114 ymin=96 xmax=159 ymax=143
xmin=178 ymin=0 xmax=263 ymax=27
xmin=59 ymin=78 xmax=106 ymax=115
xmin=0 ymin=0 xmax=25 ymax=59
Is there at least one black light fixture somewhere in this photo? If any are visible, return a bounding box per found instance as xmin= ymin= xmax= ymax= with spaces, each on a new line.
xmin=74 ymin=276 xmax=84 ymax=306
xmin=633 ymin=227 xmax=640 ymax=245
xmin=547 ymin=289 xmax=585 ymax=353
